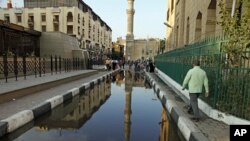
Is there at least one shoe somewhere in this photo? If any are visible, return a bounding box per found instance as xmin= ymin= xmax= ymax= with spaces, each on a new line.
xmin=190 ymin=117 xmax=199 ymax=122
xmin=187 ymin=107 xmax=194 ymax=115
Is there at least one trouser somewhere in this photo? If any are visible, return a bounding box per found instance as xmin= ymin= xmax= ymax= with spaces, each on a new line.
xmin=189 ymin=93 xmax=201 ymax=118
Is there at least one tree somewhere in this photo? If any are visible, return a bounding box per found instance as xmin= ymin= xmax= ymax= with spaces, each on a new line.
xmin=218 ymin=0 xmax=250 ymax=67
xmin=160 ymin=38 xmax=166 ymax=54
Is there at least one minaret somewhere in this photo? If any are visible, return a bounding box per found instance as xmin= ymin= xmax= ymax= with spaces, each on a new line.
xmin=7 ymin=0 xmax=13 ymax=9
xmin=126 ymin=0 xmax=135 ymax=61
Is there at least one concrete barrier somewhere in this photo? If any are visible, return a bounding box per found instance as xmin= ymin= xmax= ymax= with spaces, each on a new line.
xmin=63 ymin=91 xmax=73 ymax=102
xmin=2 ymin=110 xmax=34 ymax=132
xmin=0 ymin=122 xmax=7 ymax=137
xmin=32 ymin=102 xmax=51 ymax=119
xmin=46 ymin=95 xmax=63 ymax=109
xmin=68 ymin=88 xmax=80 ymax=97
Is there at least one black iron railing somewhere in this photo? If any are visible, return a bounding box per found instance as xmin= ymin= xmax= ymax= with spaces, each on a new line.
xmin=0 ymin=55 xmax=91 ymax=82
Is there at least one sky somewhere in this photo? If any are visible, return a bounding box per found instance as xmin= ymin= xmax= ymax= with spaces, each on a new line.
xmin=0 ymin=0 xmax=167 ymax=41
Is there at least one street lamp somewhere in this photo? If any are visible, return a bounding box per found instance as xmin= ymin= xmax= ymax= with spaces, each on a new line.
xmin=163 ymin=22 xmax=173 ymax=28
xmin=231 ymin=0 xmax=237 ymax=17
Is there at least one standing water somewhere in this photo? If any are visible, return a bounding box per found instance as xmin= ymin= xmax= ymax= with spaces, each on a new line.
xmin=1 ymin=70 xmax=181 ymax=141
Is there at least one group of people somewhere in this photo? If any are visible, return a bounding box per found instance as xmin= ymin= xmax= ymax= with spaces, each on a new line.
xmin=127 ymin=59 xmax=155 ymax=73
xmin=105 ymin=58 xmax=125 ymax=71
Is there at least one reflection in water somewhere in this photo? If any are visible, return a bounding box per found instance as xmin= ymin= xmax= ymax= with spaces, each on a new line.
xmin=36 ymin=81 xmax=111 ymax=131
xmin=122 ymin=70 xmax=181 ymax=141
xmin=124 ymin=70 xmax=133 ymax=141
xmin=1 ymin=80 xmax=111 ymax=141
xmin=2 ymin=71 xmax=181 ymax=141
xmin=159 ymin=107 xmax=182 ymax=141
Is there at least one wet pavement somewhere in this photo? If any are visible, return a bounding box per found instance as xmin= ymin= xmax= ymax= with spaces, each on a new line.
xmin=0 ymin=70 xmax=108 ymax=120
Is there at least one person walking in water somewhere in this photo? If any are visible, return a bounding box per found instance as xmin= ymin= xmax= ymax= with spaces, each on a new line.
xmin=182 ymin=60 xmax=209 ymax=122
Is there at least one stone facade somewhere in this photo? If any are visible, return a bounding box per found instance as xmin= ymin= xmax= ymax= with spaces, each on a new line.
xmin=133 ymin=38 xmax=160 ymax=61
xmin=165 ymin=0 xmax=230 ymax=51
xmin=0 ymin=0 xmax=112 ymax=51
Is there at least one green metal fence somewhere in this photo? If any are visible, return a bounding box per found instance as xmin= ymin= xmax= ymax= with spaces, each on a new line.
xmin=155 ymin=36 xmax=250 ymax=120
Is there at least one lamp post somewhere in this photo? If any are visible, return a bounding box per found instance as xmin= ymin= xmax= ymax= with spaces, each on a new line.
xmin=231 ymin=0 xmax=237 ymax=17
xmin=163 ymin=22 xmax=173 ymax=28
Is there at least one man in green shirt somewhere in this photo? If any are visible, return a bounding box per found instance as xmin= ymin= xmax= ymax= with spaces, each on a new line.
xmin=182 ymin=60 xmax=209 ymax=122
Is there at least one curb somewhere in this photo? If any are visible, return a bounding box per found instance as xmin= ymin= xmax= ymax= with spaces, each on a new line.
xmin=145 ymin=72 xmax=209 ymax=141
xmin=0 ymin=69 xmax=120 ymax=138
xmin=0 ymin=70 xmax=98 ymax=104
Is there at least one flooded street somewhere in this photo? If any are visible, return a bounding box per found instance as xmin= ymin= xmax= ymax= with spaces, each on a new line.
xmin=1 ymin=70 xmax=181 ymax=141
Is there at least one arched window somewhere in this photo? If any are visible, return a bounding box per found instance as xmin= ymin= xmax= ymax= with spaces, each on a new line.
xmin=195 ymin=12 xmax=202 ymax=41
xmin=206 ymin=0 xmax=217 ymax=37
xmin=82 ymin=17 xmax=85 ymax=26
xmin=78 ymin=14 xmax=80 ymax=23
xmin=67 ymin=12 xmax=73 ymax=22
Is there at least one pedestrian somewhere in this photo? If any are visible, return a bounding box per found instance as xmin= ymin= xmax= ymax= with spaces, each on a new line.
xmin=149 ymin=60 xmax=154 ymax=72
xmin=182 ymin=60 xmax=209 ymax=122
xmin=105 ymin=58 xmax=110 ymax=71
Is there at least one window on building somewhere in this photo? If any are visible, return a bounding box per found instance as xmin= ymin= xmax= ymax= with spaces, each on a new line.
xmin=16 ymin=14 xmax=22 ymax=23
xmin=82 ymin=17 xmax=85 ymax=26
xmin=41 ymin=14 xmax=46 ymax=22
xmin=28 ymin=15 xmax=34 ymax=29
xmin=82 ymin=29 xmax=85 ymax=37
xmin=28 ymin=15 xmax=34 ymax=22
xmin=4 ymin=14 xmax=10 ymax=22
xmin=42 ymin=25 xmax=46 ymax=32
xmin=67 ymin=12 xmax=73 ymax=22
xmin=78 ymin=26 xmax=80 ymax=35
xmin=67 ymin=25 xmax=73 ymax=34
xmin=54 ymin=24 xmax=59 ymax=31
xmin=53 ymin=15 xmax=59 ymax=23
xmin=195 ymin=12 xmax=202 ymax=41
xmin=78 ymin=14 xmax=80 ymax=23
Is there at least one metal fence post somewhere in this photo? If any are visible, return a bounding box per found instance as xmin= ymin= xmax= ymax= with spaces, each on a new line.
xmin=51 ymin=55 xmax=53 ymax=75
xmin=59 ymin=56 xmax=61 ymax=73
xmin=23 ymin=54 xmax=26 ymax=80
xmin=43 ymin=58 xmax=46 ymax=75
xmin=39 ymin=57 xmax=41 ymax=77
xmin=3 ymin=53 xmax=8 ymax=82
xmin=14 ymin=52 xmax=18 ymax=81
xmin=55 ymin=55 xmax=57 ymax=74
xmin=34 ymin=56 xmax=37 ymax=78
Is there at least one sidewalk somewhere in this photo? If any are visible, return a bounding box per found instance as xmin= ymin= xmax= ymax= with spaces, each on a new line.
xmin=0 ymin=69 xmax=111 ymax=120
xmin=145 ymin=72 xmax=229 ymax=141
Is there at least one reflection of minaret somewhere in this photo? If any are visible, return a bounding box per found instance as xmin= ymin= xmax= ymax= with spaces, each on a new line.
xmin=126 ymin=0 xmax=135 ymax=60
xmin=124 ymin=70 xmax=133 ymax=141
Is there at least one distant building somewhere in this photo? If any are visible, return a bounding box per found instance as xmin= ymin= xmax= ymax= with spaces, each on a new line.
xmin=125 ymin=0 xmax=160 ymax=61
xmin=0 ymin=0 xmax=112 ymax=54
xmin=112 ymin=37 xmax=125 ymax=59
